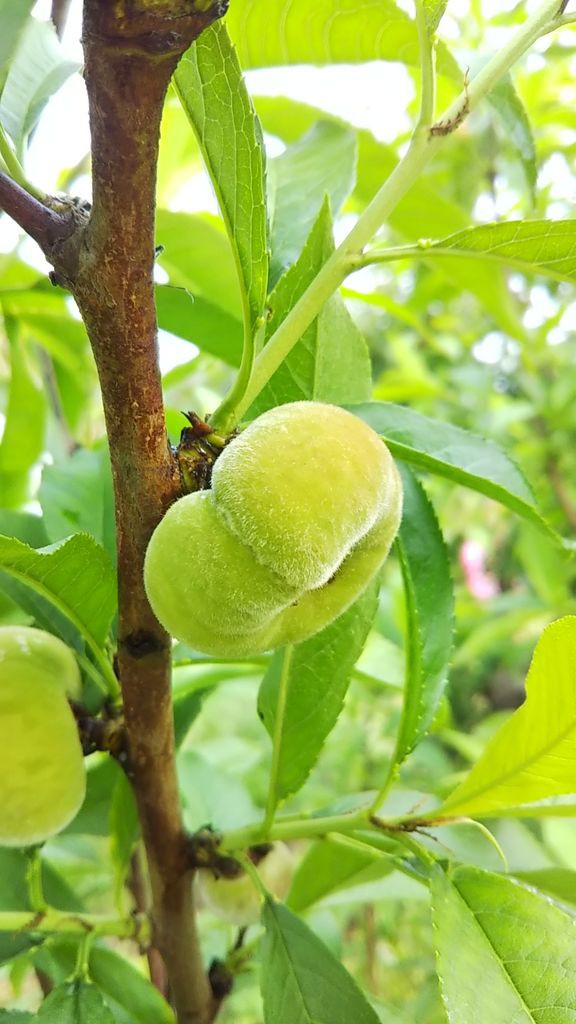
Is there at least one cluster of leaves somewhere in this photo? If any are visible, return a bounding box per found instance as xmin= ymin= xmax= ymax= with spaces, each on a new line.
xmin=1 ymin=1 xmax=576 ymax=1022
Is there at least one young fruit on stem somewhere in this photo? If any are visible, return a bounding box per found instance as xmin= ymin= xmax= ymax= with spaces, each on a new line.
xmin=144 ymin=401 xmax=402 ymax=656
xmin=196 ymin=842 xmax=295 ymax=926
xmin=0 ymin=627 xmax=85 ymax=846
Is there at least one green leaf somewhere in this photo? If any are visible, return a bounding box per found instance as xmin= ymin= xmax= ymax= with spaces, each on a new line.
xmin=0 ymin=319 xmax=47 ymax=508
xmin=438 ymin=617 xmax=576 ymax=819
xmin=155 ymin=284 xmax=243 ymax=367
xmin=0 ymin=1013 xmax=34 ymax=1023
xmin=260 ymin=899 xmax=381 ymax=1024
xmin=249 ymin=199 xmax=371 ymax=417
xmin=226 ymin=0 xmax=460 ymax=80
xmin=288 ymin=837 xmax=394 ymax=913
xmin=0 ymin=2 xmax=35 ymax=81
xmin=392 ymin=219 xmax=576 ymax=285
xmin=109 ymin=772 xmax=139 ymax=904
xmin=39 ymin=448 xmax=116 ymax=565
xmin=254 ymin=95 xmax=525 ymax=340
xmin=174 ymin=21 xmax=268 ymax=333
xmin=0 ymin=19 xmax=79 ymax=154
xmin=431 ymin=865 xmax=576 ymax=1023
xmin=488 ymin=76 xmax=537 ymax=200
xmin=350 ymin=402 xmax=556 ymax=540
xmin=156 ymin=211 xmax=241 ymax=318
xmin=269 ymin=121 xmax=356 ymax=285
xmin=0 ymin=533 xmax=116 ymax=650
xmin=258 ymin=582 xmax=379 ymax=805
xmin=423 ymin=0 xmax=448 ymax=35
xmin=88 ymin=946 xmax=175 ymax=1024
xmin=513 ymin=867 xmax=576 ymax=907
xmin=37 ymin=980 xmax=115 ymax=1023
xmin=178 ymin=750 xmax=258 ymax=832
xmin=393 ymin=466 xmax=454 ymax=766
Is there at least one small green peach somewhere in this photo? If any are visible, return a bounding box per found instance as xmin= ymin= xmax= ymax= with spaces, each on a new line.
xmin=0 ymin=626 xmax=86 ymax=847
xmin=144 ymin=401 xmax=402 ymax=656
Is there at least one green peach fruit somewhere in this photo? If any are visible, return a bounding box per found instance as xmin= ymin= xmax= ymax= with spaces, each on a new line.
xmin=144 ymin=401 xmax=402 ymax=656
xmin=197 ymin=842 xmax=295 ymax=926
xmin=0 ymin=626 xmax=86 ymax=847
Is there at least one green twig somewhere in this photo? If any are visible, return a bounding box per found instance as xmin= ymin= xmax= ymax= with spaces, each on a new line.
xmin=210 ymin=0 xmax=565 ymax=428
xmin=264 ymin=646 xmax=294 ymax=834
xmin=221 ymin=807 xmax=371 ymax=852
xmin=0 ymin=909 xmax=150 ymax=942
xmin=26 ymin=848 xmax=47 ymax=913
xmin=414 ymin=0 xmax=436 ymax=132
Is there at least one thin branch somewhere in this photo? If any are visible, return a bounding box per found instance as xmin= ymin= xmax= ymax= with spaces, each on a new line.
xmin=57 ymin=4 xmax=227 ymax=1022
xmin=0 ymin=172 xmax=69 ymax=251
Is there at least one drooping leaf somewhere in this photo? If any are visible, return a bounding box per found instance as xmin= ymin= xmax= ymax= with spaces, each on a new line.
xmin=268 ymin=121 xmax=356 ymax=286
xmin=437 ymin=617 xmax=576 ymax=819
xmin=488 ymin=76 xmax=537 ymax=201
xmin=258 ymin=581 xmax=379 ymax=806
xmin=226 ymin=0 xmax=460 ymax=80
xmin=260 ymin=899 xmax=381 ymax=1024
xmin=174 ymin=21 xmax=268 ymax=333
xmin=155 ymin=285 xmax=243 ymax=367
xmin=0 ymin=533 xmax=116 ymax=650
xmin=0 ymin=1 xmax=35 ymax=82
xmin=0 ymin=19 xmax=79 ymax=154
xmin=249 ymin=198 xmax=371 ymax=417
xmin=431 ymin=865 xmax=576 ymax=1023
xmin=393 ymin=465 xmax=454 ymax=767
xmin=37 ymin=980 xmax=115 ymax=1023
xmin=350 ymin=402 xmax=556 ymax=540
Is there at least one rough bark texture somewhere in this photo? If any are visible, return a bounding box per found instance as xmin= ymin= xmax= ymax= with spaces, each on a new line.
xmin=0 ymin=3 xmax=227 ymax=1022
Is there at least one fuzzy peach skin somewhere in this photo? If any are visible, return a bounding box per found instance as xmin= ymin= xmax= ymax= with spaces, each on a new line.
xmin=0 ymin=626 xmax=85 ymax=846
xmin=144 ymin=402 xmax=402 ymax=657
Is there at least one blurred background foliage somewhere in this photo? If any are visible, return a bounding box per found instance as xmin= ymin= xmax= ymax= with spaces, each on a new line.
xmin=0 ymin=0 xmax=575 ymax=1020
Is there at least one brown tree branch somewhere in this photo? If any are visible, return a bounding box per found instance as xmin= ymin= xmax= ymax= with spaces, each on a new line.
xmin=0 ymin=172 xmax=71 ymax=252
xmin=41 ymin=2 xmax=226 ymax=1021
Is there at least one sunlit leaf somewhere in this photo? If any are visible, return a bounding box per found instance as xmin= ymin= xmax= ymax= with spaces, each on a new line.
xmin=438 ymin=617 xmax=576 ymax=819
xmin=378 ymin=219 xmax=576 ymax=285
xmin=393 ymin=466 xmax=454 ymax=767
xmin=175 ymin=21 xmax=268 ymax=332
xmin=226 ymin=0 xmax=460 ymax=79
xmin=432 ymin=865 xmax=576 ymax=1023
